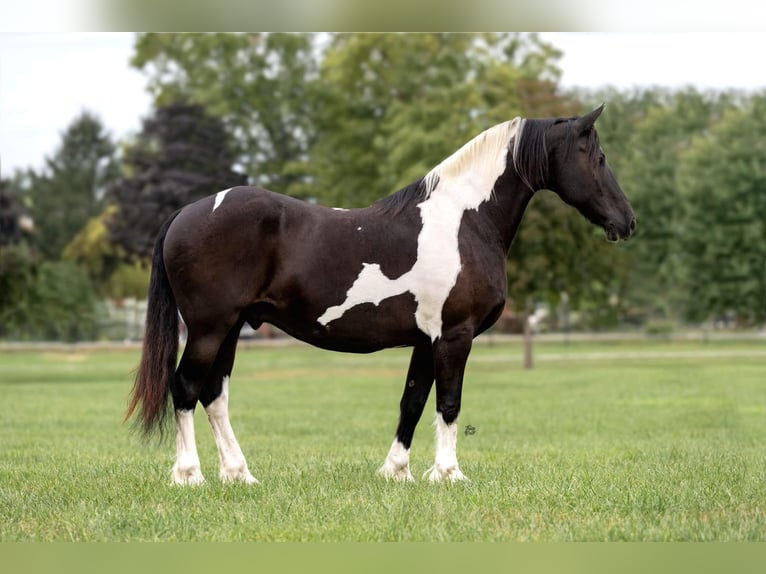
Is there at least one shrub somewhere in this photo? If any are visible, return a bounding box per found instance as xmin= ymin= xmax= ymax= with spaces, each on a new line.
xmin=1 ymin=255 xmax=99 ymax=342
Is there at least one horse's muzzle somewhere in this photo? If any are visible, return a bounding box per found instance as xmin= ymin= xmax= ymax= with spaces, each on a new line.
xmin=605 ymin=216 xmax=636 ymax=242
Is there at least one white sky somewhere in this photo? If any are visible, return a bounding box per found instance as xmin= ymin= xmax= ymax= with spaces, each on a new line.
xmin=0 ymin=33 xmax=150 ymax=176
xmin=1 ymin=32 xmax=765 ymax=176
xmin=541 ymin=32 xmax=766 ymax=92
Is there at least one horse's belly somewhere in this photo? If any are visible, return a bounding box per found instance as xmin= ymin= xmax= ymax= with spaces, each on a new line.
xmin=267 ymin=292 xmax=421 ymax=353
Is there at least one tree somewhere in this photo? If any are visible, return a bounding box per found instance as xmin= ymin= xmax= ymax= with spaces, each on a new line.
xmin=24 ymin=111 xmax=118 ymax=260
xmin=0 ymin=178 xmax=34 ymax=334
xmin=108 ymin=101 xmax=247 ymax=260
xmin=131 ymin=33 xmax=318 ymax=196
xmin=0 ymin=178 xmax=33 ymax=247
xmin=0 ymin=241 xmax=37 ymax=338
xmin=306 ymin=33 xmax=487 ymax=206
xmin=571 ymin=87 xmax=665 ymax=177
xmin=617 ymin=89 xmax=730 ymax=320
xmin=506 ymin=189 xmax=632 ymax=326
xmin=1 ymin=259 xmax=99 ymax=341
xmin=678 ymin=94 xmax=766 ymax=326
xmin=307 ymin=33 xmax=574 ymax=207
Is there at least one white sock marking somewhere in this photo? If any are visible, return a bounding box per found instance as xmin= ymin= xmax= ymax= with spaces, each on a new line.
xmin=317 ymin=121 xmax=520 ymax=341
xmin=205 ymin=376 xmax=258 ymax=484
xmin=425 ymin=412 xmax=467 ymax=482
xmin=212 ymin=188 xmax=232 ymax=212
xmin=378 ymin=439 xmax=413 ymax=482
xmin=172 ymin=409 xmax=205 ymax=485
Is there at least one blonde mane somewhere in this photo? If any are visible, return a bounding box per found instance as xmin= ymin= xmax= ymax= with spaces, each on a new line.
xmin=422 ymin=118 xmax=524 ymax=196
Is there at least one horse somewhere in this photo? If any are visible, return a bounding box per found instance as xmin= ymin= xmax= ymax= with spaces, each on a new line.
xmin=125 ymin=105 xmax=635 ymax=485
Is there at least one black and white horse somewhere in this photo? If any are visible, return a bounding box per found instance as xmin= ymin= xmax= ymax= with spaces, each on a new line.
xmin=125 ymin=105 xmax=635 ymax=484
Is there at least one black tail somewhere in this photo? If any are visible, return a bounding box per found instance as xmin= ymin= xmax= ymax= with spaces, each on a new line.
xmin=125 ymin=211 xmax=181 ymax=438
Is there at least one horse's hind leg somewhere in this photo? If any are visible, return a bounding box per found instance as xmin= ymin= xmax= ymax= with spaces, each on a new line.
xmin=379 ymin=338 xmax=434 ymax=481
xmin=170 ymin=330 xmax=226 ymax=485
xmin=199 ymin=322 xmax=258 ymax=484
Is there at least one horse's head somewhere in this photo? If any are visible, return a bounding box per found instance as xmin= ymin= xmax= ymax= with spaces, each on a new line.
xmin=543 ymin=105 xmax=635 ymax=242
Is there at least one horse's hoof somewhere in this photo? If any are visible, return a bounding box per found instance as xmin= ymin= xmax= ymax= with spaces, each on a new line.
xmin=172 ymin=465 xmax=206 ymax=486
xmin=378 ymin=463 xmax=415 ymax=482
xmin=423 ymin=465 xmax=467 ymax=483
xmin=220 ymin=468 xmax=260 ymax=484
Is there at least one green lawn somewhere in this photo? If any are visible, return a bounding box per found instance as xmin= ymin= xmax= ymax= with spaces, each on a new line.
xmin=1 ymin=337 xmax=765 ymax=541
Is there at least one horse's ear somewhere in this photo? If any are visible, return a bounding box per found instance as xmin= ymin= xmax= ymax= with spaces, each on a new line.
xmin=574 ymin=104 xmax=605 ymax=133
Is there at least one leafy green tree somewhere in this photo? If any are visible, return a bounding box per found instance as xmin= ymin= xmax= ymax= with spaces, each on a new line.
xmin=0 ymin=242 xmax=35 ymax=338
xmin=108 ymin=101 xmax=247 ymax=260
xmin=24 ymin=111 xmax=118 ymax=260
xmin=1 ymin=178 xmax=32 ymax=337
xmin=617 ymin=89 xmax=729 ymax=320
xmin=307 ymin=33 xmax=576 ymax=206
xmin=678 ymin=94 xmax=766 ymax=326
xmin=132 ymin=33 xmax=318 ymax=196
xmin=0 ymin=227 xmax=99 ymax=341
xmin=62 ymin=205 xmax=151 ymax=299
xmin=307 ymin=33 xmax=488 ymax=205
xmin=506 ymin=189 xmax=632 ymax=326
xmin=479 ymin=33 xmax=569 ymax=121
xmin=571 ymin=88 xmax=665 ymax=178
xmin=1 ymin=260 xmax=99 ymax=341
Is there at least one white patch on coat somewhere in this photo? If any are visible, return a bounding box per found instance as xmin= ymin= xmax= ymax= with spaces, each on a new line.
xmin=317 ymin=120 xmax=522 ymax=341
xmin=424 ymin=412 xmax=467 ymax=482
xmin=171 ymin=409 xmax=205 ymax=485
xmin=378 ymin=439 xmax=413 ymax=482
xmin=332 ymin=207 xmax=349 ymax=211
xmin=204 ymin=376 xmax=258 ymax=484
xmin=212 ymin=188 xmax=232 ymax=212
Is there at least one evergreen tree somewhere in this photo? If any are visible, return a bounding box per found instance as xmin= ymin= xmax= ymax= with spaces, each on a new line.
xmin=108 ymin=101 xmax=247 ymax=259
xmin=131 ymin=33 xmax=317 ymax=196
xmin=24 ymin=111 xmax=117 ymax=259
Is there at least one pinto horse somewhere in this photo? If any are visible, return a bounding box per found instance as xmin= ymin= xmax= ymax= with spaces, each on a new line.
xmin=125 ymin=105 xmax=635 ymax=485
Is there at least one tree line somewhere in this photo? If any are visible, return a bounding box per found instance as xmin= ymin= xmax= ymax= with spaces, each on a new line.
xmin=1 ymin=33 xmax=765 ymax=340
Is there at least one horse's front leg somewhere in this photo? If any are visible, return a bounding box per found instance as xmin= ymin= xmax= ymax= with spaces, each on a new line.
xmin=424 ymin=330 xmax=472 ymax=483
xmin=379 ymin=337 xmax=434 ymax=481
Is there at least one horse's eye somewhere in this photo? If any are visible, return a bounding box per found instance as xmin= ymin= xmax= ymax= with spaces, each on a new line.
xmin=598 ymin=154 xmax=605 ymax=166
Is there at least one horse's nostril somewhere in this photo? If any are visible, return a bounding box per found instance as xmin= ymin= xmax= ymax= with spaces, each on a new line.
xmin=629 ymin=217 xmax=636 ymax=233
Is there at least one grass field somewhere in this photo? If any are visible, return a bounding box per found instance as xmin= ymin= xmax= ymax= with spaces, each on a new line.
xmin=1 ymin=337 xmax=765 ymax=541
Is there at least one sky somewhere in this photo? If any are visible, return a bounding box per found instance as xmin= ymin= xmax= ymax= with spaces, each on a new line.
xmin=1 ymin=32 xmax=765 ymax=176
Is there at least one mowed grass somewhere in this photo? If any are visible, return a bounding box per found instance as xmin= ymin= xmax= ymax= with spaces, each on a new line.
xmin=1 ymin=337 xmax=765 ymax=541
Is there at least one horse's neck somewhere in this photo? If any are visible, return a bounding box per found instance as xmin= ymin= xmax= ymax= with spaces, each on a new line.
xmin=481 ymin=174 xmax=536 ymax=252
